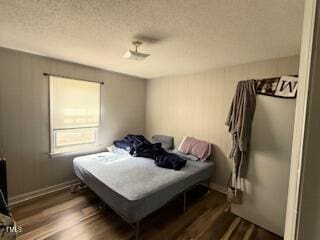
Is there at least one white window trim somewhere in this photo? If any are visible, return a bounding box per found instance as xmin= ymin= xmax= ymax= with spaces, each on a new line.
xmin=49 ymin=75 xmax=102 ymax=157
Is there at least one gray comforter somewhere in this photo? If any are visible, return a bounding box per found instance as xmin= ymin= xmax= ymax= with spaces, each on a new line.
xmin=73 ymin=151 xmax=214 ymax=223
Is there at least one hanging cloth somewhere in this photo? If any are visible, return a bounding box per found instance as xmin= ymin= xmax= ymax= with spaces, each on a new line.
xmin=226 ymin=80 xmax=256 ymax=195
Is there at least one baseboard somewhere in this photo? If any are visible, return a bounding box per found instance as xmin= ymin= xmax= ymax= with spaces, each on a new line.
xmin=8 ymin=179 xmax=80 ymax=206
xmin=210 ymin=182 xmax=227 ymax=194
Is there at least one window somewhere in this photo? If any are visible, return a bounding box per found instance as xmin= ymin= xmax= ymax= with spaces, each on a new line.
xmin=49 ymin=76 xmax=101 ymax=155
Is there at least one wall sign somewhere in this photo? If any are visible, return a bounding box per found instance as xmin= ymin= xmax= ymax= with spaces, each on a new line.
xmin=256 ymin=76 xmax=298 ymax=98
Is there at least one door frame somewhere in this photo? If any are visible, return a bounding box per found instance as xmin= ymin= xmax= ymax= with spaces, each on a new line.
xmin=284 ymin=0 xmax=317 ymax=239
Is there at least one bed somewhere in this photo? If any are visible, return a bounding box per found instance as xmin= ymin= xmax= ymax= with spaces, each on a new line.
xmin=73 ymin=150 xmax=214 ymax=239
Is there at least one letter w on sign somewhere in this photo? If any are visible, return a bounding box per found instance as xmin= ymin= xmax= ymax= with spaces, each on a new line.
xmin=275 ymin=76 xmax=298 ymax=98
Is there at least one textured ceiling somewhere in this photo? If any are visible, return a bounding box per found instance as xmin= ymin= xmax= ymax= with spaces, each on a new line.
xmin=0 ymin=0 xmax=304 ymax=79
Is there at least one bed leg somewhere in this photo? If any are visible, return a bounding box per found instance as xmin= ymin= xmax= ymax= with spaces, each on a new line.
xmin=135 ymin=221 xmax=140 ymax=240
xmin=183 ymin=191 xmax=187 ymax=212
xmin=70 ymin=181 xmax=86 ymax=193
xmin=98 ymin=200 xmax=106 ymax=211
xmin=207 ymin=178 xmax=211 ymax=189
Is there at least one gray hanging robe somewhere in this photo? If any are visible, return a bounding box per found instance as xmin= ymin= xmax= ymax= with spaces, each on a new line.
xmin=226 ymin=80 xmax=256 ymax=188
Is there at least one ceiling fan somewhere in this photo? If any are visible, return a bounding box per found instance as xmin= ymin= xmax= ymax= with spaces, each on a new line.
xmin=123 ymin=41 xmax=150 ymax=61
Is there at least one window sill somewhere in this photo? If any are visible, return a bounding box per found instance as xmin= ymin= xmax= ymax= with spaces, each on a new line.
xmin=49 ymin=146 xmax=106 ymax=159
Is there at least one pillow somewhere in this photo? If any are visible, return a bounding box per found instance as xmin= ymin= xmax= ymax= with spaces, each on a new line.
xmin=170 ymin=149 xmax=199 ymax=161
xmin=178 ymin=136 xmax=187 ymax=151
xmin=151 ymin=135 xmax=174 ymax=150
xmin=178 ymin=136 xmax=212 ymax=161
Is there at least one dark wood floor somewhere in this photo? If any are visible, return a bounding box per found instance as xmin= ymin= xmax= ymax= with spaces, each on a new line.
xmin=11 ymin=186 xmax=282 ymax=240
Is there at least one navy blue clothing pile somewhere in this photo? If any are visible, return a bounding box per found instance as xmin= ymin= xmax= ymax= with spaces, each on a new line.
xmin=113 ymin=134 xmax=186 ymax=170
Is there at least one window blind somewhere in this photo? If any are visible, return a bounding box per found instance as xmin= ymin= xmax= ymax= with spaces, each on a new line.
xmin=50 ymin=76 xmax=100 ymax=130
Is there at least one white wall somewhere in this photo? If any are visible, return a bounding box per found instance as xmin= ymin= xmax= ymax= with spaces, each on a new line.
xmin=0 ymin=47 xmax=146 ymax=198
xmin=232 ymin=95 xmax=296 ymax=236
xmin=146 ymin=56 xmax=299 ymax=191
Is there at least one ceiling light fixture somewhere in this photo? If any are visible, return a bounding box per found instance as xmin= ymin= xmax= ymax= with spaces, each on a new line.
xmin=123 ymin=41 xmax=150 ymax=61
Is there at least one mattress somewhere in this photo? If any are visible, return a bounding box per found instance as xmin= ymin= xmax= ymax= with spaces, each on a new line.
xmin=73 ymin=151 xmax=214 ymax=223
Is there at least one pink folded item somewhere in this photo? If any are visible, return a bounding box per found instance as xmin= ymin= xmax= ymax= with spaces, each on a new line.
xmin=178 ymin=136 xmax=211 ymax=161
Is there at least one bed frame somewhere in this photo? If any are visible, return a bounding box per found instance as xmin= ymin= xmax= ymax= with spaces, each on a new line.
xmin=73 ymin=178 xmax=211 ymax=240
